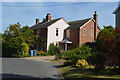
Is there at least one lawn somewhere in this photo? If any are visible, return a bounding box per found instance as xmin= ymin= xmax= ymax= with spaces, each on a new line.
xmin=52 ymin=59 xmax=120 ymax=80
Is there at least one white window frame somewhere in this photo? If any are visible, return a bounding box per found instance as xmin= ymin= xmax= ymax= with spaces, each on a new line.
xmin=83 ymin=29 xmax=86 ymax=35
xmin=56 ymin=28 xmax=59 ymax=36
xmin=90 ymin=30 xmax=92 ymax=36
xmin=66 ymin=29 xmax=70 ymax=37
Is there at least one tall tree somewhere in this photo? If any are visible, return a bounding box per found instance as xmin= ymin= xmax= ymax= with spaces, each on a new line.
xmin=2 ymin=23 xmax=38 ymax=57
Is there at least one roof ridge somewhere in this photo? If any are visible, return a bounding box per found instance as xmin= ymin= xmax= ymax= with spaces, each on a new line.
xmin=68 ymin=18 xmax=92 ymax=23
xmin=30 ymin=17 xmax=62 ymax=29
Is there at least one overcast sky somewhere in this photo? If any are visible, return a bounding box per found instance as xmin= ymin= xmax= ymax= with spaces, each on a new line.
xmin=1 ymin=1 xmax=119 ymax=33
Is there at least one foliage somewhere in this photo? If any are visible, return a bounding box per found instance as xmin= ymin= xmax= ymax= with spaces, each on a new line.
xmin=90 ymin=26 xmax=120 ymax=69
xmin=96 ymin=26 xmax=115 ymax=52
xmin=76 ymin=59 xmax=89 ymax=68
xmin=42 ymin=18 xmax=47 ymax=22
xmin=2 ymin=23 xmax=38 ymax=57
xmin=36 ymin=50 xmax=49 ymax=56
xmin=37 ymin=50 xmax=45 ymax=54
xmin=21 ymin=43 xmax=29 ymax=56
xmin=64 ymin=60 xmax=73 ymax=66
xmin=62 ymin=45 xmax=92 ymax=66
xmin=38 ymin=37 xmax=47 ymax=51
xmin=48 ymin=43 xmax=58 ymax=55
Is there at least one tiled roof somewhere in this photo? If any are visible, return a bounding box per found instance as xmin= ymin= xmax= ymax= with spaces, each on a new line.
xmin=30 ymin=18 xmax=62 ymax=30
xmin=67 ymin=18 xmax=92 ymax=29
xmin=30 ymin=17 xmax=93 ymax=30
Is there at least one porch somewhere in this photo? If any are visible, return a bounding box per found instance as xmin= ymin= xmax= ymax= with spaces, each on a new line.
xmin=58 ymin=38 xmax=72 ymax=51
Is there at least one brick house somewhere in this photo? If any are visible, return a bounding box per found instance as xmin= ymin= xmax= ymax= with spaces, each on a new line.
xmin=30 ymin=12 xmax=100 ymax=51
xmin=113 ymin=1 xmax=120 ymax=29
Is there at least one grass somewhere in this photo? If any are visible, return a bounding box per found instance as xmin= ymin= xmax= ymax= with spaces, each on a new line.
xmin=53 ymin=59 xmax=120 ymax=80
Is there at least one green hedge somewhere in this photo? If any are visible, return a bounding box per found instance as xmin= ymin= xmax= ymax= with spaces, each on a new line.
xmin=61 ymin=45 xmax=93 ymax=66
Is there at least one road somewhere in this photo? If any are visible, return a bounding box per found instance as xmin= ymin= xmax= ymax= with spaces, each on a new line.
xmin=2 ymin=57 xmax=63 ymax=80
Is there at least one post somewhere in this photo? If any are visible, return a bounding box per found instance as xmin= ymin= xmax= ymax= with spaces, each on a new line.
xmin=65 ymin=43 xmax=67 ymax=51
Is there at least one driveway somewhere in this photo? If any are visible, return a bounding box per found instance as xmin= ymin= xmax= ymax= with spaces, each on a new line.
xmin=22 ymin=56 xmax=55 ymax=63
xmin=2 ymin=56 xmax=63 ymax=80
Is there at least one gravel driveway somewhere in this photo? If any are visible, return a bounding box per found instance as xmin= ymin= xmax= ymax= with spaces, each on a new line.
xmin=21 ymin=56 xmax=55 ymax=63
xmin=2 ymin=56 xmax=64 ymax=80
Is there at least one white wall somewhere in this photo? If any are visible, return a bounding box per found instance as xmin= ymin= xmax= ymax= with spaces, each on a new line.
xmin=47 ymin=18 xmax=69 ymax=50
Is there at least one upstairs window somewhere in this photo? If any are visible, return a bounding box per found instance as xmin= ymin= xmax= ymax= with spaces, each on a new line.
xmin=90 ymin=30 xmax=92 ymax=36
xmin=56 ymin=28 xmax=59 ymax=36
xmin=66 ymin=29 xmax=70 ymax=37
xmin=83 ymin=29 xmax=86 ymax=35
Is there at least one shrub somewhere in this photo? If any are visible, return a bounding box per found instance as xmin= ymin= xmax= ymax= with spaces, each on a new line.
xmin=21 ymin=42 xmax=29 ymax=56
xmin=94 ymin=26 xmax=120 ymax=69
xmin=87 ymin=52 xmax=105 ymax=70
xmin=76 ymin=59 xmax=89 ymax=68
xmin=61 ymin=45 xmax=93 ymax=66
xmin=48 ymin=43 xmax=57 ymax=55
xmin=37 ymin=50 xmax=49 ymax=56
xmin=61 ymin=50 xmax=74 ymax=59
xmin=37 ymin=50 xmax=45 ymax=55
xmin=64 ymin=60 xmax=73 ymax=66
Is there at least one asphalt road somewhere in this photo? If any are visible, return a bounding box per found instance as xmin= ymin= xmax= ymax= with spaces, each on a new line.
xmin=1 ymin=58 xmax=63 ymax=80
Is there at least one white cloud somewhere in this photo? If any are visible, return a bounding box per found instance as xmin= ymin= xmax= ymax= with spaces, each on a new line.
xmin=1 ymin=0 xmax=120 ymax=2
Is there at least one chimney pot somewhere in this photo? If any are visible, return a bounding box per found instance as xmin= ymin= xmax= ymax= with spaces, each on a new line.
xmin=46 ymin=13 xmax=52 ymax=21
xmin=36 ymin=19 xmax=40 ymax=24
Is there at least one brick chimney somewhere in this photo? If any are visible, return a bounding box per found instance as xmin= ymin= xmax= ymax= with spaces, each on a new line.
xmin=46 ymin=13 xmax=52 ymax=21
xmin=93 ymin=11 xmax=98 ymax=40
xmin=36 ymin=19 xmax=40 ymax=24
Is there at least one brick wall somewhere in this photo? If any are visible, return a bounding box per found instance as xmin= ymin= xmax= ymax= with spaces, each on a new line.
xmin=80 ymin=20 xmax=95 ymax=44
xmin=65 ymin=28 xmax=79 ymax=50
xmin=65 ymin=19 xmax=100 ymax=50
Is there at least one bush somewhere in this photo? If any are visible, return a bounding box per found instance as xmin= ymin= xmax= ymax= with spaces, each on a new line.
xmin=64 ymin=60 xmax=73 ymax=66
xmin=21 ymin=42 xmax=29 ymax=56
xmin=61 ymin=45 xmax=93 ymax=66
xmin=87 ymin=52 xmax=105 ymax=70
xmin=48 ymin=43 xmax=58 ymax=55
xmin=76 ymin=59 xmax=89 ymax=68
xmin=37 ymin=50 xmax=49 ymax=56
xmin=93 ymin=26 xmax=120 ymax=70
xmin=61 ymin=50 xmax=74 ymax=59
xmin=37 ymin=50 xmax=45 ymax=55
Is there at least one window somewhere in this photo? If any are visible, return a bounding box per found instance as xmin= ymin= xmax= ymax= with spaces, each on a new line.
xmin=66 ymin=29 xmax=70 ymax=37
xmin=90 ymin=30 xmax=92 ymax=36
xmin=83 ymin=29 xmax=86 ymax=35
xmin=56 ymin=28 xmax=59 ymax=36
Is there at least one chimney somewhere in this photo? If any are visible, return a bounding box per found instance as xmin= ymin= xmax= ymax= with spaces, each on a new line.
xmin=46 ymin=13 xmax=52 ymax=21
xmin=36 ymin=19 xmax=40 ymax=24
xmin=93 ymin=11 xmax=98 ymax=40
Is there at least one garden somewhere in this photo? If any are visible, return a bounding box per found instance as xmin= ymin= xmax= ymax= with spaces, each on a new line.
xmin=53 ymin=26 xmax=120 ymax=80
xmin=1 ymin=23 xmax=120 ymax=79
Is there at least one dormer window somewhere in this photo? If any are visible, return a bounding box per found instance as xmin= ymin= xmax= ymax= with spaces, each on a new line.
xmin=56 ymin=28 xmax=59 ymax=36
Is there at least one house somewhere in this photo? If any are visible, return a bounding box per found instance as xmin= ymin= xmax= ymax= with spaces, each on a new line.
xmin=30 ymin=12 xmax=100 ymax=51
xmin=113 ymin=1 xmax=120 ymax=29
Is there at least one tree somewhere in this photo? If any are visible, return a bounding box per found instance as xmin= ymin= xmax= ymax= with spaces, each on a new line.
xmin=96 ymin=26 xmax=115 ymax=52
xmin=2 ymin=23 xmax=38 ymax=57
xmin=91 ymin=26 xmax=120 ymax=69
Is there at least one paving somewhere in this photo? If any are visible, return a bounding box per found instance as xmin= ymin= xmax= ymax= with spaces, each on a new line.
xmin=1 ymin=56 xmax=64 ymax=80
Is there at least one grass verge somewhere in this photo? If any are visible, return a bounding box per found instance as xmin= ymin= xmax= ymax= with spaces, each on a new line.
xmin=52 ymin=59 xmax=120 ymax=80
